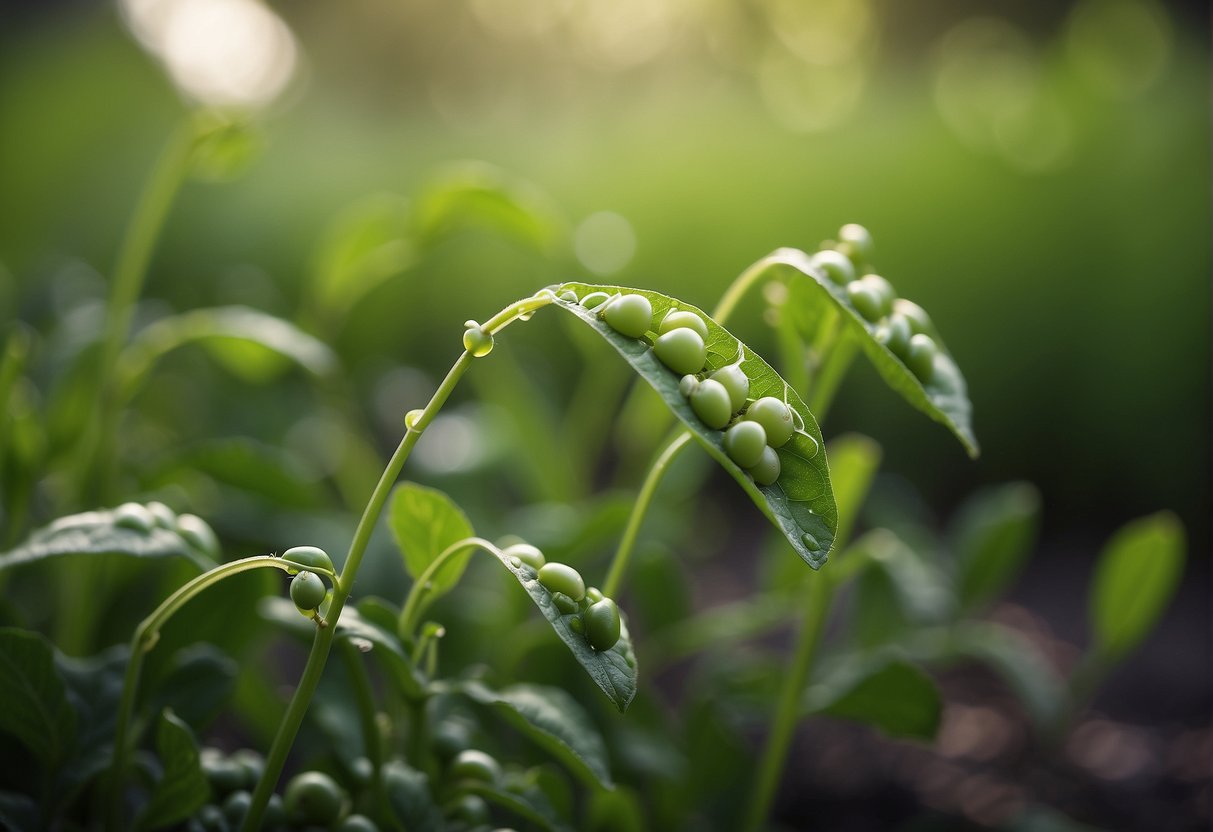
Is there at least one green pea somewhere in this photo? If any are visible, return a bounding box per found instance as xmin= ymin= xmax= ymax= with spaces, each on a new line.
xmin=679 ymin=374 xmax=700 ymax=398
xmin=113 ymin=502 xmax=154 ymax=533
xmin=690 ymin=379 xmax=733 ymax=429
xmin=290 ymin=571 xmax=327 ymax=612
xmin=585 ymin=598 xmax=621 ymax=652
xmin=659 ymin=309 xmax=709 ymax=340
xmin=538 ymin=562 xmax=585 ymax=601
xmin=449 ymin=749 xmax=502 ymax=784
xmin=724 ymin=421 xmax=767 ymax=468
xmin=906 ymin=333 xmax=938 ymax=383
xmin=229 ymin=749 xmax=264 ymax=789
xmin=176 ymin=513 xmax=220 ymax=559
xmin=452 ymin=795 xmax=490 ymax=825
xmin=222 ymin=791 xmax=252 ymax=826
xmin=463 ymin=325 xmax=494 ymax=357
xmin=281 ymin=546 xmax=334 ymax=575
xmin=808 ymin=249 xmax=856 ymax=285
xmin=202 ymin=751 xmax=246 ymax=795
xmin=431 ymin=718 xmax=474 ymax=761
xmin=147 ymin=501 xmax=177 ymax=529
xmin=558 ymin=290 xmax=579 ymax=303
xmin=875 ymin=313 xmax=912 ymax=357
xmin=749 ymin=446 xmax=781 ymax=486
xmin=654 ymin=327 xmax=706 ymax=375
xmin=264 ymin=793 xmax=286 ymax=827
xmin=195 ymin=804 xmax=227 ymax=832
xmin=284 ymin=771 xmax=345 ymax=826
xmin=580 ymin=291 xmax=610 ymax=309
xmin=860 ymin=274 xmax=895 ymax=313
xmin=586 ymin=586 xmax=605 ymax=604
xmin=847 ymin=282 xmax=884 ymax=323
xmin=744 ymin=397 xmax=794 ymax=448
xmin=838 ymin=223 xmax=874 ymax=263
xmin=552 ymin=591 xmax=579 ymax=615
xmin=338 ymin=815 xmax=380 ymax=832
xmin=710 ymin=364 xmax=749 ymax=411
xmin=893 ymin=298 xmax=933 ymax=335
xmin=602 ymin=294 xmax=652 ymax=338
xmin=501 ymin=542 xmax=545 ymax=570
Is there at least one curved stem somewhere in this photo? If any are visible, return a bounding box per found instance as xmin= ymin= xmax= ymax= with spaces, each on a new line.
xmin=712 ymin=255 xmax=779 ymax=325
xmin=741 ymin=574 xmax=833 ymax=832
xmin=398 ymin=537 xmax=499 ymax=639
xmin=240 ymin=290 xmax=554 ymax=832
xmin=603 ymin=432 xmax=693 ymax=598
xmin=106 ymin=555 xmax=303 ymax=832
xmin=338 ymin=641 xmax=388 ymax=819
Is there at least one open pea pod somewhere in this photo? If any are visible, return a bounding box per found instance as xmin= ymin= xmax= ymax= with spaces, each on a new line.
xmin=773 ymin=248 xmax=979 ymax=457
xmin=553 ymin=283 xmax=837 ymax=568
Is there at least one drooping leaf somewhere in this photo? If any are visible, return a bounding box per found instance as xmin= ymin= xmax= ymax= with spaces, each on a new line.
xmin=310 ymin=192 xmax=415 ymax=321
xmin=775 ymin=248 xmax=979 ymax=457
xmin=849 ymin=530 xmax=954 ymax=648
xmin=0 ymin=628 xmax=77 ymax=766
xmin=258 ymin=597 xmax=427 ymax=701
xmin=56 ymin=645 xmax=128 ymax=796
xmin=805 ymin=655 xmax=942 ymax=740
xmin=553 ymin=284 xmax=837 ymax=568
xmin=135 ymin=710 xmax=209 ymax=831
xmin=455 ymin=680 xmax=613 ymax=788
xmin=120 ymin=306 xmax=337 ymax=389
xmin=950 ymin=482 xmax=1041 ymax=612
xmin=383 ymin=759 xmax=444 ymax=832
xmin=490 ymin=547 xmax=639 ymax=712
xmin=148 ymin=644 xmax=238 ymax=730
xmin=388 ymin=482 xmax=476 ymax=603
xmin=0 ymin=506 xmax=215 ymax=572
xmin=1089 ymin=511 xmax=1185 ymax=660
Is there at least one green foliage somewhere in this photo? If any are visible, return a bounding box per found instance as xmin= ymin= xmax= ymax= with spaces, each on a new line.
xmin=389 ymin=482 xmax=476 ymax=602
xmin=135 ymin=710 xmax=210 ymax=831
xmin=0 ymin=627 xmax=77 ymax=766
xmin=805 ymin=655 xmax=942 ymax=740
xmin=554 ymin=283 xmax=837 ymax=568
xmin=1089 ymin=511 xmax=1185 ymax=660
xmin=950 ymin=482 xmax=1041 ymax=611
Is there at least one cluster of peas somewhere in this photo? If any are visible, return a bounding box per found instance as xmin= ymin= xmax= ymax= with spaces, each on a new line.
xmin=281 ymin=545 xmax=335 ymax=621
xmin=112 ymin=500 xmax=221 ymax=559
xmin=501 ymin=541 xmax=622 ymax=653
xmin=807 ymin=223 xmax=941 ymax=385
xmin=557 ymin=288 xmax=799 ymax=487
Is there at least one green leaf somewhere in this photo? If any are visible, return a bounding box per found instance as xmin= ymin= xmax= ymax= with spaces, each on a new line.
xmin=258 ymin=597 xmax=427 ymax=701
xmin=148 ymin=645 xmax=238 ymax=730
xmin=135 ymin=710 xmax=209 ymax=831
xmin=777 ymin=248 xmax=979 ymax=457
xmin=188 ymin=113 xmax=261 ymax=181
xmin=491 ymin=548 xmax=639 ymax=712
xmin=0 ymin=628 xmax=76 ymax=766
xmin=389 ymin=482 xmax=476 ymax=602
xmin=412 ymin=161 xmax=564 ymax=253
xmin=310 ymin=192 xmax=415 ymax=321
xmin=120 ymin=306 xmax=337 ymax=389
xmin=455 ymin=680 xmax=613 ymax=788
xmin=383 ymin=760 xmax=444 ymax=832
xmin=553 ymin=284 xmax=837 ymax=568
xmin=950 ymin=482 xmax=1041 ymax=611
xmin=151 ymin=438 xmax=324 ymax=509
xmin=0 ymin=506 xmax=214 ymax=573
xmin=849 ymin=530 xmax=953 ymax=648
xmin=805 ymin=655 xmax=942 ymax=740
xmin=1089 ymin=511 xmax=1185 ymax=660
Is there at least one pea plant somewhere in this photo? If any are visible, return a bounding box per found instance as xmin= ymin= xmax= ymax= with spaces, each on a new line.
xmin=0 ymin=119 xmax=1187 ymax=832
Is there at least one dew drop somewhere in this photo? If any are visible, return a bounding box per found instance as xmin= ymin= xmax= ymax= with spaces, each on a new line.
xmin=509 ymin=556 xmax=522 ymax=568
xmin=350 ymin=637 xmax=374 ymax=653
xmin=404 ymin=409 xmax=424 ymax=429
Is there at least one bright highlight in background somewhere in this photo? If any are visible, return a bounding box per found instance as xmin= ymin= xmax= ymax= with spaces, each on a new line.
xmin=121 ymin=0 xmax=298 ymax=109
xmin=575 ymin=211 xmax=636 ymax=276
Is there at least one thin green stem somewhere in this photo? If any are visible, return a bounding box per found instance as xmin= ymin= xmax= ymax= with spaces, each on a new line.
xmin=741 ymin=573 xmax=833 ymax=832
xmin=241 ymin=290 xmax=555 ymax=832
xmin=603 ymin=432 xmax=693 ymax=598
xmin=106 ymin=555 xmax=305 ymax=832
xmin=339 ymin=641 xmax=388 ymax=819
xmin=398 ymin=537 xmax=499 ymax=639
xmin=712 ymin=255 xmax=779 ymax=324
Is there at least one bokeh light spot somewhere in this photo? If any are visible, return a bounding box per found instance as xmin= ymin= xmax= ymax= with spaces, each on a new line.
xmin=575 ymin=211 xmax=636 ymax=276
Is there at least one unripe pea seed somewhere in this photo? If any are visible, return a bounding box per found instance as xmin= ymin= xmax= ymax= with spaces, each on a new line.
xmin=463 ymin=324 xmax=494 ymax=357
xmin=710 ymin=364 xmax=750 ymax=412
xmin=558 ymin=290 xmax=578 ymax=303
xmin=724 ymin=421 xmax=767 ymax=468
xmin=113 ymin=502 xmax=154 ymax=533
xmin=809 ymin=249 xmax=856 ymax=286
xmin=659 ymin=309 xmax=709 ymax=340
xmin=552 ymin=591 xmax=579 ymax=615
xmin=745 ymin=397 xmax=794 ymax=448
xmin=690 ymin=379 xmax=733 ymax=429
xmin=679 ymin=374 xmax=699 ymax=398
xmin=580 ymin=291 xmax=610 ymax=309
xmin=838 ymin=223 xmax=874 ymax=263
xmin=284 ymin=770 xmax=345 ymax=826
xmin=147 ymin=501 xmax=176 ymax=529
xmin=177 ymin=513 xmax=220 ymax=558
xmin=860 ymin=274 xmax=895 ymax=311
xmin=339 ymin=815 xmax=380 ymax=832
xmin=281 ymin=545 xmax=334 ymax=575
xmin=875 ymin=313 xmax=912 ymax=357
xmin=847 ymin=282 xmax=884 ymax=323
xmin=452 ymin=795 xmax=490 ymax=825
xmin=290 ymin=571 xmax=327 ymax=612
xmin=538 ymin=562 xmax=585 ymax=601
xmin=449 ymin=749 xmax=502 ymax=784
xmin=893 ymin=298 xmax=933 ymax=335
xmin=569 ymin=616 xmax=585 ymax=634
xmin=585 ymin=598 xmax=622 ymax=652
xmin=749 ymin=445 xmax=781 ymax=486
xmin=654 ymin=327 xmax=707 ymax=375
xmin=502 ymin=542 xmax=545 ymax=570
xmin=906 ymin=333 xmax=938 ymax=383
xmin=602 ymin=293 xmax=652 ymax=338
xmin=223 ymin=791 xmax=252 ymax=826
xmin=586 ymin=586 xmax=605 ymax=604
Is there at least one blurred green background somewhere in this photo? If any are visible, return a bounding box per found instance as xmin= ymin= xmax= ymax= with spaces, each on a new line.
xmin=0 ymin=0 xmax=1208 ymax=824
